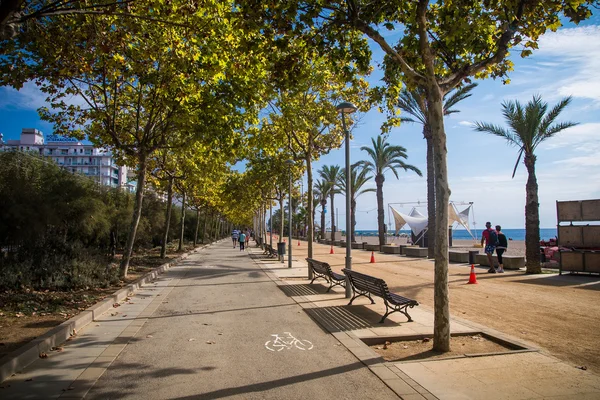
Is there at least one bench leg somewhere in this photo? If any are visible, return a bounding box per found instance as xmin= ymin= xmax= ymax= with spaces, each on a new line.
xmin=326 ymin=279 xmax=346 ymax=293
xmin=380 ymin=301 xmax=414 ymax=323
xmin=348 ymin=290 xmax=375 ymax=306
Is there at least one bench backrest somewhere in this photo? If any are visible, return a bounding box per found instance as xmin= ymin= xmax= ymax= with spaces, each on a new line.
xmin=342 ymin=268 xmax=389 ymax=297
xmin=306 ymin=258 xmax=334 ymax=274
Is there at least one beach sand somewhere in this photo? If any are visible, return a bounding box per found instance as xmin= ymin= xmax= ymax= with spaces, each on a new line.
xmin=348 ymin=235 xmax=527 ymax=258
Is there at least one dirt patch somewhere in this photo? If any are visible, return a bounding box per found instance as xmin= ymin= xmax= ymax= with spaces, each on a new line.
xmin=370 ymin=334 xmax=514 ymax=362
xmin=0 ymin=244 xmax=196 ymax=359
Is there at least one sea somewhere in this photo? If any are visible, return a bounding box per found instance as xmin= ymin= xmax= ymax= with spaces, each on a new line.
xmin=353 ymin=228 xmax=558 ymax=241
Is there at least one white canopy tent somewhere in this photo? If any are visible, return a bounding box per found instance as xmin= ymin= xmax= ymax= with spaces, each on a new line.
xmin=390 ymin=203 xmax=476 ymax=240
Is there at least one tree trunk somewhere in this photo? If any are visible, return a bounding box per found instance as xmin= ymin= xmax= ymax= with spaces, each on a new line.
xmin=427 ymin=86 xmax=451 ymax=353
xmin=194 ymin=208 xmax=200 ymax=246
xmin=524 ymin=153 xmax=541 ymax=273
xmin=351 ymin=198 xmax=357 ymax=243
xmin=375 ymin=174 xmax=386 ymax=247
xmin=160 ymin=177 xmax=174 ymax=259
xmin=320 ymin=200 xmax=326 ymax=240
xmin=178 ymin=191 xmax=186 ymax=251
xmin=279 ymin=197 xmax=284 ymax=242
xmin=330 ymin=193 xmax=335 ymax=239
xmin=202 ymin=209 xmax=209 ymax=244
xmin=212 ymin=213 xmax=219 ymax=240
xmin=425 ymin=129 xmax=436 ymax=259
xmin=306 ymin=153 xmax=314 ymax=279
xmin=120 ymin=153 xmax=147 ymax=278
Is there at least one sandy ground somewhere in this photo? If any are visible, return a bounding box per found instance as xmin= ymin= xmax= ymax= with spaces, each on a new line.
xmin=277 ymin=236 xmax=600 ymax=375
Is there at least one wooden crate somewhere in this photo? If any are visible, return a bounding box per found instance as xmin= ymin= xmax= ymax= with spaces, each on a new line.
xmin=582 ymin=200 xmax=600 ymax=221
xmin=558 ymin=225 xmax=583 ymax=247
xmin=557 ymin=201 xmax=583 ymax=222
xmin=560 ymin=252 xmax=584 ymax=273
xmin=585 ymin=252 xmax=600 ymax=273
xmin=583 ymin=226 xmax=600 ymax=248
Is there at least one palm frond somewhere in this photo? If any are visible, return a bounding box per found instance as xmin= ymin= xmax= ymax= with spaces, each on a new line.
xmin=473 ymin=121 xmax=519 ymax=146
xmin=512 ymin=148 xmax=524 ymax=178
xmin=538 ymin=96 xmax=574 ymax=136
xmin=443 ymin=83 xmax=478 ymax=114
xmin=397 ymin=90 xmax=426 ymax=125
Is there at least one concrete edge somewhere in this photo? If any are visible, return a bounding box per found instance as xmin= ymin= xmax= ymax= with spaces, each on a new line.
xmin=0 ymin=243 xmax=209 ymax=383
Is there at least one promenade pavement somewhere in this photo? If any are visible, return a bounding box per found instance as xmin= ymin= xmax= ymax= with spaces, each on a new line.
xmin=2 ymin=239 xmax=600 ymax=399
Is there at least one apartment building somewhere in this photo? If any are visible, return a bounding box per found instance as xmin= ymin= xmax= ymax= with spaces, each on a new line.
xmin=1 ymin=128 xmax=132 ymax=190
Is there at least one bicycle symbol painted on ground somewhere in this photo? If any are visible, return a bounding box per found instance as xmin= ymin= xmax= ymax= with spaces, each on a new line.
xmin=265 ymin=332 xmax=314 ymax=352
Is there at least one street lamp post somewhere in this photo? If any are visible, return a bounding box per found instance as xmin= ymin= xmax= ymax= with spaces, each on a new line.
xmin=336 ymin=101 xmax=357 ymax=299
xmin=285 ymin=159 xmax=294 ymax=268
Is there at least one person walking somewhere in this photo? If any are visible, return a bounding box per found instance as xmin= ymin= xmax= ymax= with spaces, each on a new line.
xmin=231 ymin=230 xmax=239 ymax=248
xmin=239 ymin=230 xmax=246 ymax=251
xmin=245 ymin=229 xmax=250 ymax=248
xmin=480 ymin=221 xmax=499 ymax=273
xmin=495 ymin=225 xmax=508 ymax=273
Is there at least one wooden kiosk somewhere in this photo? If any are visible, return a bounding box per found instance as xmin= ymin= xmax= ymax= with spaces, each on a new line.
xmin=557 ymin=199 xmax=600 ymax=275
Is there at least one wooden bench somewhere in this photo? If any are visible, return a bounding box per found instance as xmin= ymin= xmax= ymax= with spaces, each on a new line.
xmin=306 ymin=258 xmax=346 ymax=292
xmin=342 ymin=268 xmax=418 ymax=323
xmin=263 ymin=244 xmax=278 ymax=258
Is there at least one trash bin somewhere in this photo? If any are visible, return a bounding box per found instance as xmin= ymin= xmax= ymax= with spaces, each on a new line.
xmin=468 ymin=250 xmax=479 ymax=265
xmin=277 ymin=242 xmax=286 ymax=256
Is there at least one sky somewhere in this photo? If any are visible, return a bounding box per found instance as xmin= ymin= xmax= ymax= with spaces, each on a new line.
xmin=1 ymin=17 xmax=599 ymax=232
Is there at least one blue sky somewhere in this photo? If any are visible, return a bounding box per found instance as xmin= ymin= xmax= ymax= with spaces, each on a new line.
xmin=1 ymin=18 xmax=599 ymax=231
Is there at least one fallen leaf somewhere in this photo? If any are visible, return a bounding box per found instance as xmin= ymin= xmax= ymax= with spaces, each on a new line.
xmin=146 ymin=335 xmax=153 ymax=338
xmin=113 ymin=303 xmax=120 ymax=308
xmin=122 ymin=315 xmax=127 ymax=317
xmin=402 ymin=345 xmax=408 ymax=349
xmin=188 ymin=338 xmax=196 ymax=342
xmin=55 ymin=347 xmax=64 ymax=352
xmin=25 ymin=378 xmax=33 ymax=382
xmin=576 ymin=366 xmax=588 ymax=371
xmin=206 ymin=341 xmax=215 ymax=344
xmin=39 ymin=353 xmax=47 ymax=359
xmin=422 ymin=338 xmax=431 ymax=343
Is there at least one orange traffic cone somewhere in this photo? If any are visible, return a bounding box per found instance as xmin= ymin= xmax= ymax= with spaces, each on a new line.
xmin=370 ymin=251 xmax=376 ymax=263
xmin=467 ymin=264 xmax=478 ymax=284
xmin=298 ymin=240 xmax=300 ymax=246
xmin=330 ymin=245 xmax=334 ymax=254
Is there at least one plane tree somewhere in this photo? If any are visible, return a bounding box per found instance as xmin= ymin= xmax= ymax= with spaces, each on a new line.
xmin=241 ymin=0 xmax=597 ymax=352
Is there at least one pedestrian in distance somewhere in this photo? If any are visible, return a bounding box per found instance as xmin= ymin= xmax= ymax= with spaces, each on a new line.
xmin=232 ymin=230 xmax=239 ymax=248
xmin=239 ymin=230 xmax=246 ymax=251
xmin=481 ymin=221 xmax=499 ymax=273
xmin=495 ymin=225 xmax=508 ymax=273
xmin=245 ymin=229 xmax=250 ymax=247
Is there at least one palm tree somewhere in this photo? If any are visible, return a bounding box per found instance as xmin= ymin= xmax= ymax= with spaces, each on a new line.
xmin=359 ymin=136 xmax=422 ymax=247
xmin=318 ymin=165 xmax=343 ymax=239
xmin=474 ymin=95 xmax=577 ymax=273
xmin=339 ymin=163 xmax=376 ymax=243
xmin=398 ymin=84 xmax=477 ymax=258
xmin=313 ymin=179 xmax=330 ymax=240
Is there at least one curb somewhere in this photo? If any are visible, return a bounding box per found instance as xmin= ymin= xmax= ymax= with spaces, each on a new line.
xmin=0 ymin=243 xmax=212 ymax=383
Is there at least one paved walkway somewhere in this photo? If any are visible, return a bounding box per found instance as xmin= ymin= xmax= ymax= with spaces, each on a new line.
xmin=1 ymin=241 xmax=398 ymax=399
xmin=3 ymin=239 xmax=600 ymax=399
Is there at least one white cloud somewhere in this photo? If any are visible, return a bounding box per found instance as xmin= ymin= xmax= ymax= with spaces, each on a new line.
xmin=554 ymin=155 xmax=600 ymax=167
xmin=458 ymin=120 xmax=475 ymax=127
xmin=533 ymin=26 xmax=600 ymax=104
xmin=542 ymin=122 xmax=600 ymax=150
xmin=0 ymin=82 xmax=48 ymax=110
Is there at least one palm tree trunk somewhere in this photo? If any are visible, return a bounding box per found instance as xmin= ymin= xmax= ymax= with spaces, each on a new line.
xmin=120 ymin=153 xmax=147 ymax=278
xmin=351 ymin=198 xmax=357 ymax=243
xmin=427 ymin=85 xmax=451 ymax=353
xmin=376 ymin=174 xmax=385 ymax=247
xmin=425 ymin=129 xmax=436 ymax=258
xmin=524 ymin=154 xmax=541 ymax=273
xmin=160 ymin=176 xmax=174 ymax=259
xmin=320 ymin=200 xmax=326 ymax=239
xmin=330 ymin=193 xmax=335 ymax=239
xmin=178 ymin=191 xmax=186 ymax=251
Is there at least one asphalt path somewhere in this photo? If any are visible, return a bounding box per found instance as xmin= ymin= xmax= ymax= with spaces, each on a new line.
xmin=87 ymin=241 xmax=399 ymax=399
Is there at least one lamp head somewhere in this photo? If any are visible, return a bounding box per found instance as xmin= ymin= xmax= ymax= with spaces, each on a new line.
xmin=336 ymin=102 xmax=357 ymax=114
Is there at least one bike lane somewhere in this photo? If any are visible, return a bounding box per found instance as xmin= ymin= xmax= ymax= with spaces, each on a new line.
xmin=86 ymin=241 xmax=399 ymax=399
